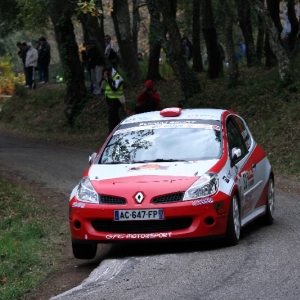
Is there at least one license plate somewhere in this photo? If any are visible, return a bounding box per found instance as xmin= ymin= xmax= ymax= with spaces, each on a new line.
xmin=114 ymin=209 xmax=164 ymax=221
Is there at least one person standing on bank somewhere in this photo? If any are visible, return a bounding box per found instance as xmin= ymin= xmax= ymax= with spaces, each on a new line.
xmin=87 ymin=40 xmax=104 ymax=95
xmin=104 ymin=35 xmax=118 ymax=69
xmin=25 ymin=42 xmax=38 ymax=89
xmin=102 ymin=66 xmax=129 ymax=133
xmin=38 ymin=37 xmax=51 ymax=83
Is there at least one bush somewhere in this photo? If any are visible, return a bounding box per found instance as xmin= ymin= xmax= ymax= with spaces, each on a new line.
xmin=0 ymin=55 xmax=25 ymax=98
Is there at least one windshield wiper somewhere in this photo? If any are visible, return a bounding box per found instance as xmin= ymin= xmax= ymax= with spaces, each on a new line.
xmin=131 ymin=159 xmax=185 ymax=164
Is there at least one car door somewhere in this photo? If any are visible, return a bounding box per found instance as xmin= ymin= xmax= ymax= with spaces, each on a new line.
xmin=226 ymin=116 xmax=257 ymax=222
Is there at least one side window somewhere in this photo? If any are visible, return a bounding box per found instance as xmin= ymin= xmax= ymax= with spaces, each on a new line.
xmin=226 ymin=117 xmax=248 ymax=160
xmin=232 ymin=115 xmax=252 ymax=150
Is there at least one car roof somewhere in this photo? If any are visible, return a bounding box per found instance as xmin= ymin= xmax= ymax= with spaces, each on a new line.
xmin=120 ymin=108 xmax=228 ymax=125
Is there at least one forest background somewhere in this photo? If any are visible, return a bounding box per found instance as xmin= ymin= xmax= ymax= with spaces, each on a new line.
xmin=1 ymin=1 xmax=300 ymax=300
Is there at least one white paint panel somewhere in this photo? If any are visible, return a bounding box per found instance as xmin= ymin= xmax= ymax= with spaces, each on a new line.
xmin=88 ymin=160 xmax=219 ymax=181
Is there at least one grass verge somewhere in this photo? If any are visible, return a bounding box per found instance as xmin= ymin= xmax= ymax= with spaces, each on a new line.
xmin=0 ymin=176 xmax=61 ymax=300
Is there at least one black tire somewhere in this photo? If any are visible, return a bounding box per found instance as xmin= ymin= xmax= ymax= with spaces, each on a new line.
xmin=225 ymin=194 xmax=241 ymax=246
xmin=72 ymin=241 xmax=97 ymax=259
xmin=262 ymin=177 xmax=275 ymax=225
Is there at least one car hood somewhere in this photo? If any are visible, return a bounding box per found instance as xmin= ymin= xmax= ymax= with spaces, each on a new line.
xmin=88 ymin=159 xmax=219 ymax=181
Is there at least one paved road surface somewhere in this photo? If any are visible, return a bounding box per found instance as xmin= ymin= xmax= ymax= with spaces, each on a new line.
xmin=1 ymin=131 xmax=299 ymax=300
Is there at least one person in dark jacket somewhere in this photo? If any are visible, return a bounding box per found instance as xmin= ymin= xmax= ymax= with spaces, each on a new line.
xmin=38 ymin=37 xmax=51 ymax=83
xmin=133 ymin=80 xmax=162 ymax=114
xmin=86 ymin=40 xmax=104 ymax=95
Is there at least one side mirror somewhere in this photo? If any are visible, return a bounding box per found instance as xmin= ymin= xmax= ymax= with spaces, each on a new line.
xmin=230 ymin=147 xmax=242 ymax=167
xmin=89 ymin=152 xmax=97 ymax=165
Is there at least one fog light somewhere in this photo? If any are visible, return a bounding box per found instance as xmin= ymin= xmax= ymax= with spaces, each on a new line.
xmin=74 ymin=220 xmax=81 ymax=229
xmin=204 ymin=216 xmax=215 ymax=226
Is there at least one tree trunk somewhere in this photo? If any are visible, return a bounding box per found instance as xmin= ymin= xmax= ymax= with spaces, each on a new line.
xmin=78 ymin=12 xmax=106 ymax=50
xmin=236 ymin=0 xmax=257 ymax=66
xmin=146 ymin=0 xmax=201 ymax=98
xmin=201 ymin=0 xmax=222 ymax=79
xmin=247 ymin=0 xmax=293 ymax=83
xmin=132 ymin=0 xmax=140 ymax=54
xmin=256 ymin=0 xmax=265 ymax=63
xmin=48 ymin=0 xmax=87 ymax=126
xmin=287 ymin=0 xmax=299 ymax=55
xmin=147 ymin=6 xmax=162 ymax=80
xmin=264 ymin=0 xmax=282 ymax=68
xmin=219 ymin=0 xmax=239 ymax=86
xmin=112 ymin=0 xmax=141 ymax=81
xmin=192 ymin=0 xmax=204 ymax=72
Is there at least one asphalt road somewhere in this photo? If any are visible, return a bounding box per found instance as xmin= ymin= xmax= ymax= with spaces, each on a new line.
xmin=1 ymin=131 xmax=299 ymax=300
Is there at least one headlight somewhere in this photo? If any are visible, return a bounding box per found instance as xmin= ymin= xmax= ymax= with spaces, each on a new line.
xmin=183 ymin=173 xmax=219 ymax=201
xmin=76 ymin=177 xmax=99 ymax=203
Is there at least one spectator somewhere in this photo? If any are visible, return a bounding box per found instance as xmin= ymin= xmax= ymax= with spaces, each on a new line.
xmin=104 ymin=35 xmax=118 ymax=69
xmin=182 ymin=37 xmax=193 ymax=61
xmin=236 ymin=38 xmax=246 ymax=62
xmin=20 ymin=42 xmax=29 ymax=86
xmin=38 ymin=37 xmax=51 ymax=83
xmin=102 ymin=66 xmax=129 ymax=133
xmin=133 ymin=80 xmax=162 ymax=114
xmin=25 ymin=42 xmax=38 ymax=89
xmin=182 ymin=39 xmax=190 ymax=62
xmin=17 ymin=42 xmax=27 ymax=85
xmin=137 ymin=52 xmax=144 ymax=62
xmin=87 ymin=40 xmax=104 ymax=95
xmin=35 ymin=40 xmax=43 ymax=83
xmin=80 ymin=42 xmax=93 ymax=93
xmin=281 ymin=32 xmax=290 ymax=54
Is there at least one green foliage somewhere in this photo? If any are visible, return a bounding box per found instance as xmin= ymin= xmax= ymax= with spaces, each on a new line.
xmin=0 ymin=0 xmax=49 ymax=38
xmin=159 ymin=60 xmax=175 ymax=79
xmin=0 ymin=177 xmax=57 ymax=300
xmin=75 ymin=0 xmax=103 ymax=17
xmin=16 ymin=0 xmax=49 ymax=29
xmin=0 ymin=0 xmax=22 ymax=37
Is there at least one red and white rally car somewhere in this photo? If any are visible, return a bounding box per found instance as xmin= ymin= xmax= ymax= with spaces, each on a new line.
xmin=69 ymin=107 xmax=275 ymax=259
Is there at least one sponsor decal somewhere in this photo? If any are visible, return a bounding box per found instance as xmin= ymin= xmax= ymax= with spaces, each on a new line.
xmin=72 ymin=202 xmax=85 ymax=208
xmin=242 ymin=200 xmax=252 ymax=216
xmin=129 ymin=164 xmax=169 ymax=171
xmin=245 ymin=190 xmax=253 ymax=203
xmin=186 ymin=114 xmax=218 ymax=120
xmin=242 ymin=169 xmax=254 ymax=191
xmin=223 ymin=171 xmax=232 ymax=183
xmin=192 ymin=198 xmax=214 ymax=206
xmin=115 ymin=123 xmax=220 ymax=135
xmin=106 ymin=232 xmax=172 ymax=240
xmin=241 ymin=129 xmax=248 ymax=139
xmin=245 ymin=138 xmax=251 ymax=149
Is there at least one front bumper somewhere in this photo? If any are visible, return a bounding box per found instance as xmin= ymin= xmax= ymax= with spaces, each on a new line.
xmin=69 ymin=192 xmax=230 ymax=242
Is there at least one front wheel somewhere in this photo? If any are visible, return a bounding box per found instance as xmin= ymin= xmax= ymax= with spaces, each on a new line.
xmin=262 ymin=177 xmax=275 ymax=225
xmin=225 ymin=194 xmax=241 ymax=246
xmin=72 ymin=241 xmax=97 ymax=259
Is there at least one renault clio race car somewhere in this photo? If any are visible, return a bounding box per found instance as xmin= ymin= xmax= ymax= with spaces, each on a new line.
xmin=69 ymin=107 xmax=275 ymax=259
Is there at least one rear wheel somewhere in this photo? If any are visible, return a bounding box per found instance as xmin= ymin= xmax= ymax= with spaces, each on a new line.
xmin=262 ymin=177 xmax=275 ymax=225
xmin=225 ymin=194 xmax=241 ymax=246
xmin=72 ymin=241 xmax=97 ymax=259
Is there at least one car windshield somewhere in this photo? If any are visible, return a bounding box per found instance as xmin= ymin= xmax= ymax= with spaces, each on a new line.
xmin=100 ymin=119 xmax=222 ymax=164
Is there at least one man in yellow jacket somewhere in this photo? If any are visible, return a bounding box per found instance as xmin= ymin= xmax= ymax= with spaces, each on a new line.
xmin=102 ymin=66 xmax=129 ymax=133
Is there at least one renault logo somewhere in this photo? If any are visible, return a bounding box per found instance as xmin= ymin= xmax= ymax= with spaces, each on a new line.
xmin=135 ymin=192 xmax=144 ymax=204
